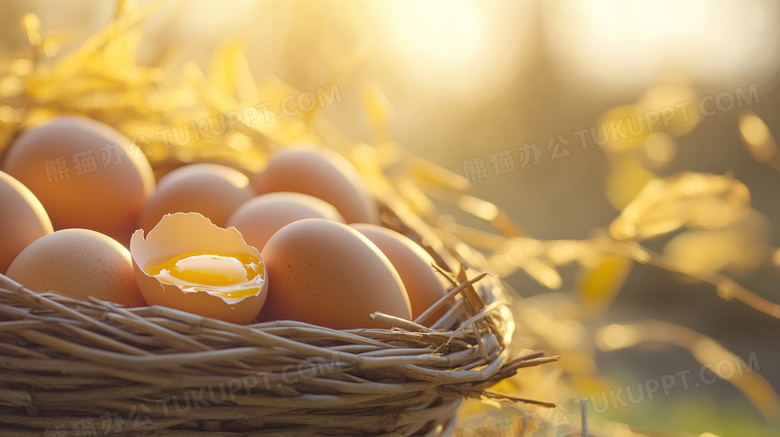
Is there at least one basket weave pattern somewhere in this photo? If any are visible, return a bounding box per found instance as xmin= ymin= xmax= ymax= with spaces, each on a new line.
xmin=0 ymin=207 xmax=550 ymax=436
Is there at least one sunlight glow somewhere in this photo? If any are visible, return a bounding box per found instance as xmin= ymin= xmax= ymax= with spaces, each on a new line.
xmin=543 ymin=0 xmax=780 ymax=92
xmin=373 ymin=0 xmax=533 ymax=102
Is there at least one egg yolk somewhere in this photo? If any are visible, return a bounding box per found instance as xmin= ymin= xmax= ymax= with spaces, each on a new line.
xmin=145 ymin=252 xmax=264 ymax=301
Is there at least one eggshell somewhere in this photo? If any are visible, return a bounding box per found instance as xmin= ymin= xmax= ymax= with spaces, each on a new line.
xmin=6 ymin=229 xmax=144 ymax=307
xmin=227 ymin=192 xmax=345 ymax=251
xmin=251 ymin=146 xmax=379 ymax=224
xmin=351 ymin=224 xmax=448 ymax=323
xmin=139 ymin=163 xmax=255 ymax=232
xmin=0 ymin=171 xmax=53 ymax=274
xmin=1 ymin=117 xmax=155 ymax=243
xmin=259 ymin=218 xmax=412 ymax=329
xmin=130 ymin=212 xmax=267 ymax=325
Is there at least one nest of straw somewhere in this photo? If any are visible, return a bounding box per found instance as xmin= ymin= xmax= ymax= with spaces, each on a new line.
xmin=0 ymin=7 xmax=559 ymax=435
xmin=0 ymin=201 xmax=554 ymax=436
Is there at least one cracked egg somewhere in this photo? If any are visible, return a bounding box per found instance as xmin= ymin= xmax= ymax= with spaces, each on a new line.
xmin=130 ymin=212 xmax=267 ymax=324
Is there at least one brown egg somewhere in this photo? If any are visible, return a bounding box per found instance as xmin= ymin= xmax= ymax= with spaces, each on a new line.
xmin=0 ymin=171 xmax=53 ymax=274
xmin=6 ymin=228 xmax=145 ymax=307
xmin=251 ymin=146 xmax=379 ymax=224
xmin=259 ymin=218 xmax=411 ymax=329
xmin=351 ymin=224 xmax=448 ymax=323
xmin=139 ymin=163 xmax=255 ymax=232
xmin=227 ymin=192 xmax=345 ymax=251
xmin=1 ymin=117 xmax=155 ymax=243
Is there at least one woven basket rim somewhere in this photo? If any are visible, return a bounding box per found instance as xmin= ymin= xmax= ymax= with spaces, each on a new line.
xmin=0 ymin=200 xmax=556 ymax=436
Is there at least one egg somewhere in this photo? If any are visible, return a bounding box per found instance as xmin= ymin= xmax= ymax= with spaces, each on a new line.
xmin=6 ymin=228 xmax=145 ymax=307
xmin=130 ymin=212 xmax=268 ymax=325
xmin=0 ymin=171 xmax=53 ymax=274
xmin=139 ymin=163 xmax=254 ymax=232
xmin=351 ymin=224 xmax=448 ymax=323
xmin=259 ymin=218 xmax=411 ymax=329
xmin=226 ymin=192 xmax=345 ymax=251
xmin=251 ymin=146 xmax=379 ymax=224
xmin=1 ymin=117 xmax=155 ymax=243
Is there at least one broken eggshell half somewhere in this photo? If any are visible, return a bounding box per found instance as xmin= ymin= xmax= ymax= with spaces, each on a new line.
xmin=130 ymin=212 xmax=268 ymax=324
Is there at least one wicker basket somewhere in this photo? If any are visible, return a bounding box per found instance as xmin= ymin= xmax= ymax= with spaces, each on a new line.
xmin=0 ymin=197 xmax=553 ymax=436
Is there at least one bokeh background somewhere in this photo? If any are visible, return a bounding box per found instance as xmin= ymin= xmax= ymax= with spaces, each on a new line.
xmin=2 ymin=1 xmax=779 ymax=435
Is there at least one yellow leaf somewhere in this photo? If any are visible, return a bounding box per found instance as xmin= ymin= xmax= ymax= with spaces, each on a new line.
xmin=103 ymin=27 xmax=142 ymax=69
xmin=503 ymin=239 xmax=563 ymax=289
xmin=605 ymin=152 xmax=656 ymax=210
xmin=209 ymin=40 xmax=258 ymax=103
xmin=641 ymin=132 xmax=677 ymax=168
xmin=21 ymin=14 xmax=41 ymax=46
xmin=40 ymin=32 xmax=72 ymax=58
xmin=405 ymin=153 xmax=471 ymax=193
xmin=663 ymin=228 xmax=768 ymax=276
xmin=739 ymin=110 xmax=776 ymax=162
xmin=609 ymin=172 xmax=751 ymax=240
xmin=576 ymin=252 xmax=633 ymax=316
xmin=361 ymin=81 xmax=393 ymax=146
xmin=637 ymin=82 xmax=701 ymax=137
xmin=44 ymin=2 xmax=159 ymax=85
xmin=599 ymin=104 xmax=648 ymax=152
